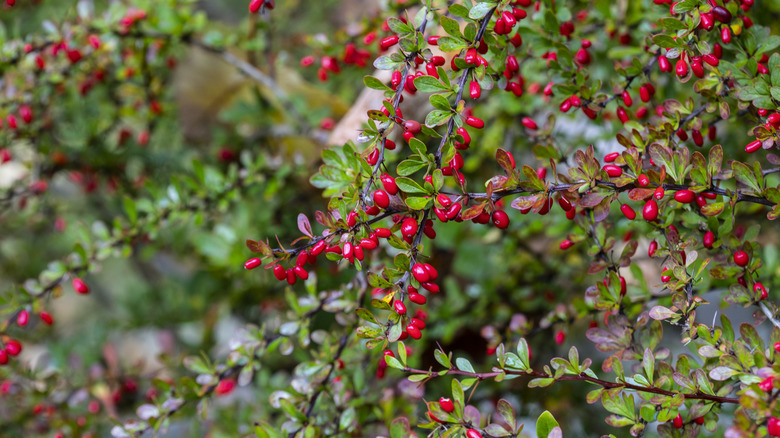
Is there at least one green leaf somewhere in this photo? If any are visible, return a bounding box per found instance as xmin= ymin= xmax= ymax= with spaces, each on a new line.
xmin=373 ymin=56 xmax=400 ymax=70
xmin=413 ymin=75 xmax=450 ymax=93
xmin=363 ymin=75 xmax=391 ymax=91
xmin=386 ymin=17 xmax=412 ymax=34
xmin=429 ymin=94 xmax=451 ymax=111
xmin=440 ymin=16 xmax=462 ymax=38
xmin=732 ymin=161 xmax=761 ymax=193
xmin=397 ymin=159 xmax=427 ymax=176
xmin=653 ymin=34 xmax=682 ymax=49
xmin=395 ymin=177 xmax=428 ymax=194
xmin=397 ymin=341 xmax=407 ymax=366
xmin=437 ymin=36 xmax=468 ymax=52
xmin=405 ymin=196 xmax=431 ymax=210
xmin=536 ymin=410 xmax=560 ymax=438
xmin=425 ymin=109 xmax=452 ymax=127
xmin=468 ymin=2 xmax=494 ymax=19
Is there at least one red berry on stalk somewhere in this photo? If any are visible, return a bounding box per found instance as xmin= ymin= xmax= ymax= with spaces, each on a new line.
xmin=465 ymin=116 xmax=484 ymax=129
xmin=373 ymin=190 xmax=390 ymax=209
xmin=273 ymin=264 xmax=286 ymax=281
xmin=5 ymin=340 xmax=22 ymax=356
xmin=654 ymin=187 xmax=665 ymax=200
xmin=733 ymin=251 xmax=749 ymax=267
xmin=522 ymin=117 xmax=538 ymax=130
xmin=469 ymin=81 xmax=481 ymax=99
xmin=408 ymin=292 xmax=427 ymax=305
xmin=619 ymin=276 xmax=627 ymax=295
xmin=674 ymin=190 xmax=695 ymax=203
xmin=380 ymin=173 xmax=398 ymax=195
xmin=406 ymin=324 xmax=422 ymax=339
xmin=466 ymin=429 xmax=482 ymax=438
xmin=658 ymin=55 xmax=671 ymax=72
xmin=643 ymin=200 xmax=658 ymax=221
xmin=244 ymin=258 xmax=262 ymax=270
xmin=745 ymin=140 xmax=761 ymax=153
xmin=492 ymin=210 xmax=510 ymax=229
xmin=675 ymin=58 xmax=688 ymax=77
xmin=72 ymin=278 xmax=90 ymax=294
xmin=604 ymin=152 xmax=619 ymax=163
xmin=721 ymin=27 xmax=731 ymax=44
xmin=403 ymin=120 xmax=422 ymax=135
xmin=17 ymin=310 xmax=28 ymax=327
xmin=603 ymin=165 xmax=623 ymax=177
xmin=393 ymin=299 xmax=407 ymax=315
xmin=293 ymin=266 xmax=308 ymax=280
xmin=622 ymin=91 xmax=633 ymax=107
xmin=248 ymin=0 xmax=264 ymax=13
xmin=711 ymin=6 xmax=732 ymax=23
xmin=411 ymin=263 xmax=430 ymax=283
xmin=380 ymin=35 xmax=399 ymax=50
xmin=672 ymin=413 xmax=683 ymax=429
xmin=637 ymin=174 xmax=650 ymax=187
xmin=439 ymin=397 xmax=455 ymax=413
xmin=620 ymin=204 xmax=636 ymax=220
xmin=703 ymin=231 xmax=715 ymax=249
xmin=40 ymin=312 xmax=54 ymax=325
xmin=401 ymin=218 xmax=418 ymax=236
xmin=755 ymin=282 xmax=768 ymax=300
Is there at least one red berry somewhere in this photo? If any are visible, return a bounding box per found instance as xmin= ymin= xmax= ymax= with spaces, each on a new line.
xmin=380 ymin=173 xmax=398 ymax=195
xmin=619 ymin=276 xmax=627 ymax=295
xmin=0 ymin=350 xmax=7 ymax=365
xmin=770 ymin=417 xmax=780 ymax=437
xmin=17 ymin=310 xmax=28 ymax=327
xmin=775 ymin=342 xmax=780 ymax=354
xmin=745 ymin=140 xmax=761 ymax=153
xmin=465 ymin=116 xmax=484 ymax=129
xmin=643 ymin=200 xmax=659 ymax=221
xmin=721 ymin=27 xmax=731 ymax=44
xmin=401 ymin=218 xmax=418 ymax=237
xmin=622 ymin=90 xmax=633 ymax=107
xmin=439 ymin=397 xmax=454 ymax=413
xmin=248 ymin=0 xmax=264 ymax=13
xmin=654 ymin=187 xmax=665 ymax=200
xmin=755 ymin=282 xmax=768 ymax=300
xmin=273 ymin=264 xmax=286 ymax=281
xmin=711 ymin=6 xmax=732 ymax=23
xmin=733 ymin=250 xmax=749 ymax=267
xmin=620 ymin=204 xmax=636 ymax=220
xmin=393 ymin=299 xmax=407 ymax=315
xmin=759 ymin=376 xmax=774 ymax=392
xmin=637 ymin=174 xmax=650 ymax=187
xmin=492 ymin=210 xmax=510 ymax=229
xmin=469 ymin=81 xmax=481 ymax=99
xmin=672 ymin=413 xmax=683 ymax=429
xmin=648 ymin=240 xmax=658 ymax=257
xmin=658 ymin=55 xmax=671 ymax=72
xmin=411 ymin=263 xmax=430 ymax=283
xmin=674 ymin=190 xmax=695 ymax=203
xmin=560 ymin=240 xmax=574 ymax=250
xmin=694 ymin=417 xmax=704 ymax=425
xmin=675 ymin=58 xmax=688 ymax=77
xmin=555 ymin=331 xmax=565 ymax=344
xmin=72 ymin=278 xmax=90 ymax=294
xmin=5 ymin=340 xmax=22 ymax=356
xmin=403 ymin=120 xmax=422 ymax=134
xmin=604 ymin=152 xmax=620 ymax=163
xmin=406 ymin=324 xmax=422 ymax=339
xmin=244 ymin=258 xmax=262 ymax=270
xmin=466 ymin=429 xmax=482 ymax=438
xmin=293 ymin=266 xmax=309 ymax=280
xmin=703 ymin=231 xmax=715 ymax=249
xmin=380 ymin=35 xmax=399 ymax=50
xmin=19 ymin=106 xmax=32 ymax=124
xmin=373 ymin=190 xmax=390 ymax=209
xmin=40 ymin=312 xmax=54 ymax=325
xmin=408 ymin=292 xmax=427 ymax=305
xmin=603 ymin=165 xmax=623 ymax=177
xmin=521 ymin=117 xmax=538 ymax=130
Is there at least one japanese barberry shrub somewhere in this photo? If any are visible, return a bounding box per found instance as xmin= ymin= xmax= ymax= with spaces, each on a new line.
xmin=1 ymin=0 xmax=780 ymax=437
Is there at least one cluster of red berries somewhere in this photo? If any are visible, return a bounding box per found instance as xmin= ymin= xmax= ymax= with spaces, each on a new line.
xmin=0 ymin=339 xmax=22 ymax=366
